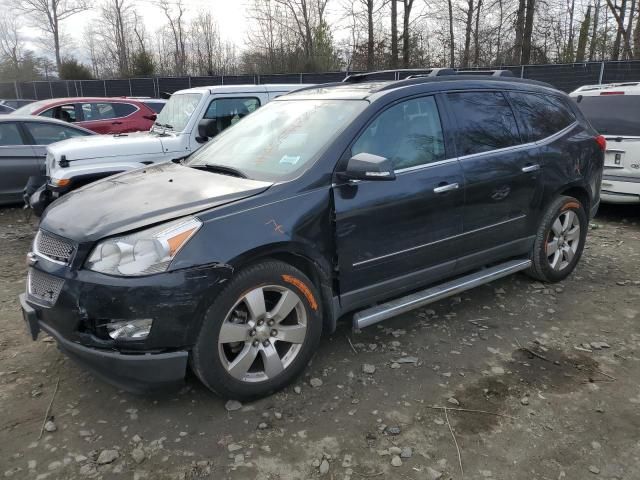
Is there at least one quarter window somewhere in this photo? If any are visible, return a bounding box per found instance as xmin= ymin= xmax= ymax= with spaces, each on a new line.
xmin=351 ymin=96 xmax=446 ymax=169
xmin=509 ymin=92 xmax=576 ymax=141
xmin=0 ymin=122 xmax=24 ymax=146
xmin=447 ymin=92 xmax=520 ymax=156
xmin=204 ymin=97 xmax=260 ymax=134
xmin=112 ymin=103 xmax=137 ymax=117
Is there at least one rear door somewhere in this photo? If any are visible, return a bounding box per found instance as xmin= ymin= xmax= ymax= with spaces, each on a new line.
xmin=334 ymin=95 xmax=465 ymax=309
xmin=445 ymin=91 xmax=543 ymax=265
xmin=0 ymin=121 xmax=39 ymax=202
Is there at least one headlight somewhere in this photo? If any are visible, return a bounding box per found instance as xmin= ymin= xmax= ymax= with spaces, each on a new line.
xmin=86 ymin=217 xmax=202 ymax=276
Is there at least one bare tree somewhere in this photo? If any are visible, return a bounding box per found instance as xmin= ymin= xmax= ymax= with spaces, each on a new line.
xmin=17 ymin=0 xmax=90 ymax=72
xmin=158 ymin=0 xmax=188 ymax=75
xmin=391 ymin=0 xmax=399 ymax=67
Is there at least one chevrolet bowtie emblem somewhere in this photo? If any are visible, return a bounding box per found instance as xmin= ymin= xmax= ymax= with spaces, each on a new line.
xmin=26 ymin=252 xmax=38 ymax=266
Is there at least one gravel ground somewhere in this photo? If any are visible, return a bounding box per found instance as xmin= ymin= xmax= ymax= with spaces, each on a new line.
xmin=0 ymin=204 xmax=639 ymax=480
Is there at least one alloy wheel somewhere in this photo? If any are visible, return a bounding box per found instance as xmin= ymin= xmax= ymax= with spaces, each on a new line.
xmin=546 ymin=209 xmax=581 ymax=271
xmin=217 ymin=285 xmax=308 ymax=383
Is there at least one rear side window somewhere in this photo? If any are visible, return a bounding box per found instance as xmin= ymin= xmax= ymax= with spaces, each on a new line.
xmin=351 ymin=96 xmax=446 ymax=169
xmin=447 ymin=92 xmax=520 ymax=156
xmin=509 ymin=93 xmax=576 ymax=141
xmin=573 ymin=94 xmax=640 ymax=136
xmin=0 ymin=122 xmax=24 ymax=145
xmin=24 ymin=122 xmax=90 ymax=144
xmin=144 ymin=101 xmax=165 ymax=113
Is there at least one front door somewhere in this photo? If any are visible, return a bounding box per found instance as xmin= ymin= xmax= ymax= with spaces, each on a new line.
xmin=445 ymin=91 xmax=543 ymax=258
xmin=333 ymin=95 xmax=465 ymax=310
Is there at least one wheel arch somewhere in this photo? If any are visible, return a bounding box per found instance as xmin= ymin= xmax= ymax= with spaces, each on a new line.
xmin=559 ymin=184 xmax=591 ymax=213
xmin=228 ymin=243 xmax=338 ymax=334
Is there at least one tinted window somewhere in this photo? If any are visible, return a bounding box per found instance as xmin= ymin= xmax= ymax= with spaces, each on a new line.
xmin=144 ymin=101 xmax=165 ymax=113
xmin=0 ymin=104 xmax=14 ymax=114
xmin=25 ymin=122 xmax=90 ymax=144
xmin=0 ymin=122 xmax=24 ymax=145
xmin=508 ymin=93 xmax=575 ymax=141
xmin=352 ymin=96 xmax=446 ymax=169
xmin=40 ymin=104 xmax=77 ymax=123
xmin=204 ymin=97 xmax=260 ymax=133
xmin=573 ymin=94 xmax=640 ymax=136
xmin=112 ymin=103 xmax=137 ymax=117
xmin=447 ymin=92 xmax=520 ymax=156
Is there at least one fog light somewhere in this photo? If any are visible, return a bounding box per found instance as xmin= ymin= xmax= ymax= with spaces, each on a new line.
xmin=106 ymin=319 xmax=153 ymax=340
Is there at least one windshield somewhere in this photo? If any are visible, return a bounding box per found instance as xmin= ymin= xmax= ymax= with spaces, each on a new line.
xmin=154 ymin=93 xmax=202 ymax=132
xmin=186 ymin=99 xmax=367 ymax=181
xmin=574 ymin=94 xmax=640 ymax=136
xmin=12 ymin=99 xmax=51 ymax=115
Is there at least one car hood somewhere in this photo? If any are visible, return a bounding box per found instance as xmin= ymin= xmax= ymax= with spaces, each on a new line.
xmin=47 ymin=131 xmax=168 ymax=161
xmin=40 ymin=162 xmax=273 ymax=242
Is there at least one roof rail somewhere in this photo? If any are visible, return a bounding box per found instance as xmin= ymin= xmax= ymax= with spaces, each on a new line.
xmin=455 ymin=69 xmax=515 ymax=77
xmin=343 ymin=68 xmax=455 ymax=83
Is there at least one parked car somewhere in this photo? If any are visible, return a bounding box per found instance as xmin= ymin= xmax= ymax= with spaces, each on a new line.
xmin=20 ymin=70 xmax=604 ymax=399
xmin=0 ymin=104 xmax=15 ymax=114
xmin=1 ymin=99 xmax=36 ymax=109
xmin=570 ymin=82 xmax=640 ymax=204
xmin=12 ymin=97 xmax=160 ymax=134
xmin=28 ymin=84 xmax=308 ymax=215
xmin=0 ymin=116 xmax=94 ymax=205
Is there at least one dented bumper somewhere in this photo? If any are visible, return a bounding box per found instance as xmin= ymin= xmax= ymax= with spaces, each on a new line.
xmin=21 ymin=262 xmax=233 ymax=391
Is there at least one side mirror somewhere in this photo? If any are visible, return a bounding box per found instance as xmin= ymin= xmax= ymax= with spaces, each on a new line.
xmin=196 ymin=118 xmax=218 ymax=143
xmin=338 ymin=152 xmax=396 ymax=182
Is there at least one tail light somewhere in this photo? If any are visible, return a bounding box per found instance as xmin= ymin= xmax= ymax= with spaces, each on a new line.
xmin=595 ymin=135 xmax=606 ymax=151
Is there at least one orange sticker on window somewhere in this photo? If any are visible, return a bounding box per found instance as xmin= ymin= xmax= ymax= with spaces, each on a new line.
xmin=282 ymin=275 xmax=318 ymax=311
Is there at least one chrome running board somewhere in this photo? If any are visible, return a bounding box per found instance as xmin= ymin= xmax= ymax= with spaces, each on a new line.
xmin=353 ymin=259 xmax=531 ymax=330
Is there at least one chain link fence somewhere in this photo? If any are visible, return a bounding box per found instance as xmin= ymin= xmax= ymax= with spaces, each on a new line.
xmin=2 ymin=61 xmax=640 ymax=100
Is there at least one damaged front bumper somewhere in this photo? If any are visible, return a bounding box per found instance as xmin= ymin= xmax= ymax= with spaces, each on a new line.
xmin=20 ymin=262 xmax=233 ymax=393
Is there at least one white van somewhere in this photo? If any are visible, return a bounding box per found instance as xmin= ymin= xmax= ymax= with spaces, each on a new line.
xmin=30 ymin=84 xmax=309 ymax=214
xmin=570 ymin=83 xmax=640 ymax=204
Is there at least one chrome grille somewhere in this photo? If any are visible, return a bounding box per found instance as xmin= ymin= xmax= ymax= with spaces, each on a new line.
xmin=34 ymin=230 xmax=76 ymax=265
xmin=28 ymin=269 xmax=64 ymax=305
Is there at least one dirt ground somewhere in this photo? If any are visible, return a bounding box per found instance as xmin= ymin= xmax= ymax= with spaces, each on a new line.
xmin=0 ymin=204 xmax=639 ymax=480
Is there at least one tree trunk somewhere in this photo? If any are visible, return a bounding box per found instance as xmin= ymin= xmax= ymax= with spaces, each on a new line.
xmin=612 ymin=0 xmax=626 ymax=59
xmin=391 ymin=0 xmax=398 ymax=68
xmin=625 ymin=0 xmax=636 ymax=58
xmin=402 ymin=0 xmax=414 ymax=68
xmin=566 ymin=0 xmax=576 ymax=62
xmin=473 ymin=0 xmax=483 ymax=66
xmin=513 ymin=0 xmax=526 ymax=64
xmin=462 ymin=0 xmax=474 ymax=67
xmin=367 ymin=0 xmax=374 ymax=70
xmin=606 ymin=0 xmax=633 ymax=59
xmin=448 ymin=0 xmax=455 ymax=67
xmin=521 ymin=0 xmax=535 ymax=64
xmin=53 ymin=15 xmax=62 ymax=72
xmin=589 ymin=0 xmax=601 ymax=60
xmin=496 ymin=0 xmax=504 ymax=63
xmin=575 ymin=5 xmax=591 ymax=61
xmin=635 ymin=0 xmax=640 ymax=58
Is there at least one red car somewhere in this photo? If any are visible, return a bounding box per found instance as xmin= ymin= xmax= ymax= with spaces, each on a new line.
xmin=12 ymin=97 xmax=161 ymax=134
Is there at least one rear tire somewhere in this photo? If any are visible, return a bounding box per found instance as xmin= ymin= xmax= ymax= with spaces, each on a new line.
xmin=191 ymin=260 xmax=323 ymax=400
xmin=527 ymin=195 xmax=588 ymax=282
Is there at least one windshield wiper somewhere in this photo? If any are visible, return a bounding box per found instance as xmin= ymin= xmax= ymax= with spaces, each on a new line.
xmin=154 ymin=121 xmax=174 ymax=129
xmin=189 ymin=163 xmax=247 ymax=179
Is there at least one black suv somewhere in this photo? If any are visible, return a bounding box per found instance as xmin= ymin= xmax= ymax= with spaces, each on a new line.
xmin=20 ymin=70 xmax=604 ymax=400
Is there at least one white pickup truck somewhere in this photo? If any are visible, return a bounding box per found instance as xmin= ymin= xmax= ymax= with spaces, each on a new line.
xmin=30 ymin=84 xmax=309 ymax=214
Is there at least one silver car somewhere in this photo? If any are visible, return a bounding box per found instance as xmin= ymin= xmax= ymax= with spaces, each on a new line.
xmin=0 ymin=116 xmax=94 ymax=205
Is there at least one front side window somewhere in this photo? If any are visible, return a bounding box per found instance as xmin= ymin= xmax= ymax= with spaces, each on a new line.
xmin=204 ymin=97 xmax=261 ymax=133
xmin=40 ymin=104 xmax=77 ymax=123
xmin=573 ymin=94 xmax=640 ymax=136
xmin=154 ymin=93 xmax=202 ymax=132
xmin=25 ymin=122 xmax=90 ymax=144
xmin=447 ymin=92 xmax=520 ymax=156
xmin=352 ymin=96 xmax=446 ymax=170
xmin=0 ymin=122 xmax=24 ymax=146
xmin=186 ymin=99 xmax=367 ymax=181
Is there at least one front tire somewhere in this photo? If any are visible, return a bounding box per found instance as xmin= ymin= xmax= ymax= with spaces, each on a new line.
xmin=527 ymin=195 xmax=588 ymax=282
xmin=191 ymin=260 xmax=323 ymax=400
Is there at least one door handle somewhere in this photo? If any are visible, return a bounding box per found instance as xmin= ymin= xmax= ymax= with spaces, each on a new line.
xmin=433 ymin=182 xmax=459 ymax=193
xmin=522 ymin=164 xmax=540 ymax=173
